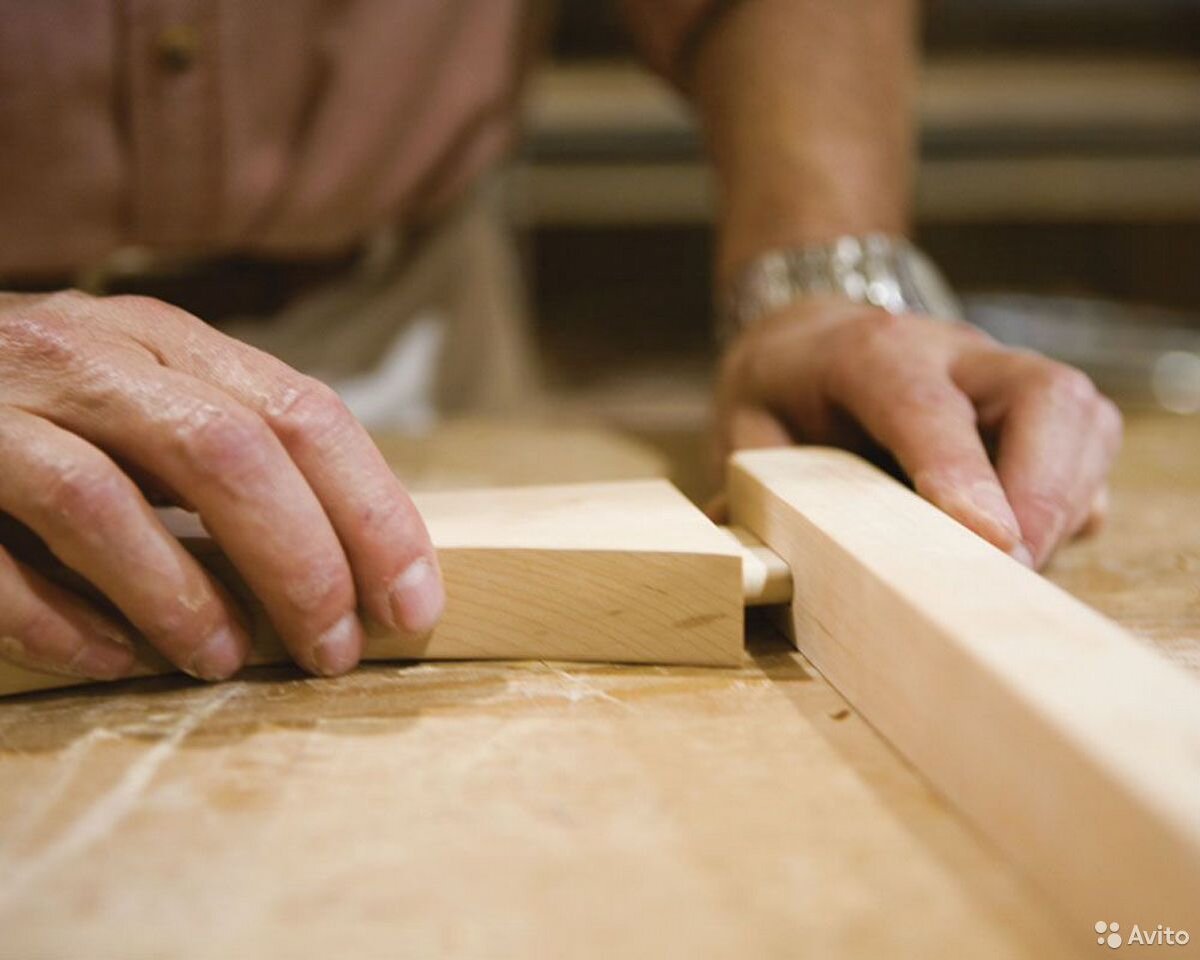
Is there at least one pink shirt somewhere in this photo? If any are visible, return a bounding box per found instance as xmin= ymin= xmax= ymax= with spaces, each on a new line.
xmin=0 ymin=1 xmax=715 ymax=277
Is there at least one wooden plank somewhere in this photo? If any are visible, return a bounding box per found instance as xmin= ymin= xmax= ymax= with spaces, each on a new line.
xmin=729 ymin=447 xmax=1200 ymax=935
xmin=720 ymin=524 xmax=793 ymax=606
xmin=22 ymin=417 xmax=1200 ymax=958
xmin=0 ymin=632 xmax=1077 ymax=960
xmin=0 ymin=478 xmax=744 ymax=697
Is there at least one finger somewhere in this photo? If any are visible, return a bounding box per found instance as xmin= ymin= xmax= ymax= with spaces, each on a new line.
xmin=197 ymin=366 xmax=442 ymax=635
xmin=728 ymin=406 xmax=794 ymax=452
xmin=0 ymin=544 xmax=135 ymax=681
xmin=29 ymin=360 xmax=365 ymax=677
xmin=0 ymin=407 xmax=250 ymax=680
xmin=1075 ymin=486 xmax=1110 ymax=539
xmin=827 ymin=354 xmax=1026 ymax=557
xmin=712 ymin=405 xmax=794 ymax=498
xmin=1008 ymin=387 xmax=1120 ymax=567
xmin=112 ymin=297 xmax=443 ymax=636
xmin=956 ymin=358 xmax=1122 ymax=567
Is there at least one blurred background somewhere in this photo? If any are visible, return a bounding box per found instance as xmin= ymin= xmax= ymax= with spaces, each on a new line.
xmin=504 ymin=0 xmax=1200 ymax=483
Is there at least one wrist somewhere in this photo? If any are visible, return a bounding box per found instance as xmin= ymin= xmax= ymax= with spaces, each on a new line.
xmin=693 ymin=0 xmax=918 ymax=288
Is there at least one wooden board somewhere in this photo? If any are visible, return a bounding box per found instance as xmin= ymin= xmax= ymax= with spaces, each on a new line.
xmin=0 ymin=416 xmax=1194 ymax=959
xmin=728 ymin=446 xmax=1200 ymax=936
xmin=0 ymin=634 xmax=1081 ymax=960
xmin=1048 ymin=413 xmax=1200 ymax=678
xmin=0 ymin=479 xmax=744 ymax=697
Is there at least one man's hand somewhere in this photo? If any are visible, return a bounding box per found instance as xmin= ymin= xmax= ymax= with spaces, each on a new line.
xmin=715 ymin=298 xmax=1123 ymax=568
xmin=0 ymin=290 xmax=444 ymax=682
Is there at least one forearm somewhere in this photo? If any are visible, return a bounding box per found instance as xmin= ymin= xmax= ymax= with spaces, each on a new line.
xmin=691 ymin=0 xmax=919 ymax=286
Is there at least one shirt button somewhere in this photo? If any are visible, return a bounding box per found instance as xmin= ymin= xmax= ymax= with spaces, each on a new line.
xmin=155 ymin=24 xmax=199 ymax=73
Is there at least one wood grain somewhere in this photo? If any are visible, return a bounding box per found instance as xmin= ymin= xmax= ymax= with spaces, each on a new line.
xmin=1047 ymin=414 xmax=1200 ymax=677
xmin=0 ymin=479 xmax=744 ymax=697
xmin=729 ymin=446 xmax=1200 ymax=935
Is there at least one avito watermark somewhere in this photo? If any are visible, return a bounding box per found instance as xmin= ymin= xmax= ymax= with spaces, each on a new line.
xmin=1095 ymin=921 xmax=1191 ymax=949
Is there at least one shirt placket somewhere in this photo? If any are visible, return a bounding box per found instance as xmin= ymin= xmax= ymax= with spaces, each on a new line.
xmin=123 ymin=0 xmax=222 ymax=249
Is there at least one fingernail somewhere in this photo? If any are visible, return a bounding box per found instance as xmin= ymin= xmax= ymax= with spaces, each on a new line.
xmin=311 ymin=612 xmax=360 ymax=677
xmin=1009 ymin=543 xmax=1035 ymax=569
xmin=389 ymin=558 xmax=445 ymax=634
xmin=967 ymin=482 xmax=1022 ymax=540
xmin=70 ymin=641 xmax=136 ymax=681
xmin=187 ymin=625 xmax=242 ymax=682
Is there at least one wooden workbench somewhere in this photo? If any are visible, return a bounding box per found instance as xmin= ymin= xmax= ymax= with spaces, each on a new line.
xmin=0 ymin=416 xmax=1196 ymax=960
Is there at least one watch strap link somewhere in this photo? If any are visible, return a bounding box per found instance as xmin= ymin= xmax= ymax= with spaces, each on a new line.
xmin=721 ymin=234 xmax=963 ymax=340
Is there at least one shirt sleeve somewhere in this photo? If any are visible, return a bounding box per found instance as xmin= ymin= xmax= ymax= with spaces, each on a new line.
xmin=617 ymin=0 xmax=727 ymax=89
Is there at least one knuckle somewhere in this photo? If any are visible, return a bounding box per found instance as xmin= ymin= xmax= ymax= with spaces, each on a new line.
xmin=175 ymin=402 xmax=274 ymax=485
xmin=66 ymin=361 xmax=136 ymax=414
xmin=37 ymin=289 xmax=93 ymax=316
xmin=103 ymin=293 xmax=154 ymax=313
xmin=266 ymin=377 xmax=353 ymax=448
xmin=0 ymin=297 xmax=82 ymax=370
xmin=889 ymin=377 xmax=973 ymax=427
xmin=1038 ymin=364 xmax=1099 ymax=407
xmin=355 ymin=489 xmax=432 ymax=571
xmin=1021 ymin=486 xmax=1073 ymax=525
xmin=894 ymin=377 xmax=959 ymax=411
xmin=949 ymin=319 xmax=993 ymax=346
xmin=3 ymin=602 xmax=55 ymax=650
xmin=841 ymin=309 xmax=905 ymax=353
xmin=46 ymin=287 xmax=91 ymax=306
xmin=825 ymin=312 xmax=918 ymax=394
xmin=825 ymin=326 xmax=892 ymax=393
xmin=145 ymin=605 xmax=216 ymax=649
xmin=103 ymin=293 xmax=184 ymax=324
xmin=103 ymin=294 xmax=207 ymax=349
xmin=39 ymin=458 xmax=130 ymax=534
xmin=362 ymin=484 xmax=421 ymax=537
xmin=283 ymin=555 xmax=352 ymax=617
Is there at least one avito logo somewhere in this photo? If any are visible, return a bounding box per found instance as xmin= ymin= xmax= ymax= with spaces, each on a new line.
xmin=1095 ymin=920 xmax=1191 ymax=949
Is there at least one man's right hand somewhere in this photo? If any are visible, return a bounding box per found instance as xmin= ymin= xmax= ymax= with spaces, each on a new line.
xmin=0 ymin=290 xmax=444 ymax=683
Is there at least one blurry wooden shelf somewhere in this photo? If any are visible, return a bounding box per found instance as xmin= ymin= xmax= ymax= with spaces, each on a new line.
xmin=511 ymin=157 xmax=1200 ymax=225
xmin=512 ymin=56 xmax=1200 ymax=225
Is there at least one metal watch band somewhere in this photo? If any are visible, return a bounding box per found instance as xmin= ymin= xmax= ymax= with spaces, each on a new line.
xmin=720 ymin=234 xmax=964 ymax=340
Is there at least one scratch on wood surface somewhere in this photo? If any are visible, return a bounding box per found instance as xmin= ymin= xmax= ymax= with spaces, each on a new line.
xmin=0 ymin=684 xmax=239 ymax=910
xmin=539 ymin=662 xmax=635 ymax=711
xmin=0 ymin=726 xmax=120 ymax=861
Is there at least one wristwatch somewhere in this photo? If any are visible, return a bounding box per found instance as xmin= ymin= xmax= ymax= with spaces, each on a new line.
xmin=720 ymin=234 xmax=963 ymax=341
